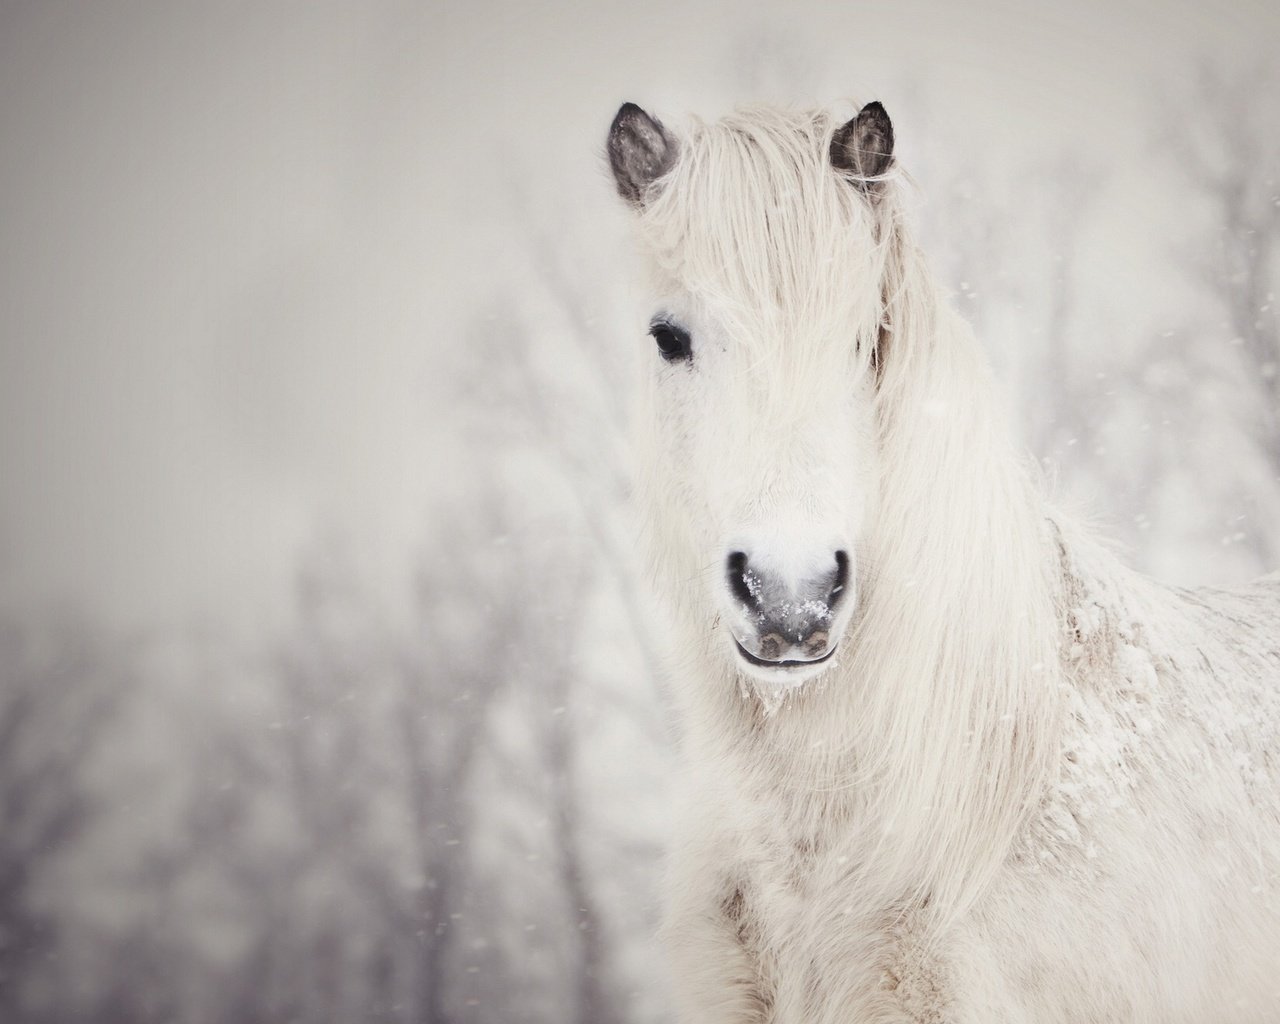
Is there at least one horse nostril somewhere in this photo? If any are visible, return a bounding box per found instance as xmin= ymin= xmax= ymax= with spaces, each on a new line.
xmin=759 ymin=633 xmax=785 ymax=660
xmin=829 ymin=550 xmax=850 ymax=607
xmin=803 ymin=631 xmax=830 ymax=658
xmin=726 ymin=550 xmax=758 ymax=608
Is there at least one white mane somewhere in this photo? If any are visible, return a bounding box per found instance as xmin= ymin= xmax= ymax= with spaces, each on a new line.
xmin=613 ymin=102 xmax=1280 ymax=1023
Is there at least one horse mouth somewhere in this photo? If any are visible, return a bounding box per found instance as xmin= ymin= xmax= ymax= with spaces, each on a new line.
xmin=732 ymin=637 xmax=838 ymax=671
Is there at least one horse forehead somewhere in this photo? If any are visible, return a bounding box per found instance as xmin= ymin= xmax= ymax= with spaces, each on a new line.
xmin=681 ymin=262 xmax=866 ymax=355
xmin=655 ymin=180 xmax=868 ymax=320
xmin=708 ymin=324 xmax=859 ymax=417
xmin=659 ymin=223 xmax=860 ymax=330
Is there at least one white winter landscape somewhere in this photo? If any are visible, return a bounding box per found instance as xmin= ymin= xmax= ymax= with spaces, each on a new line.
xmin=0 ymin=2 xmax=1277 ymax=1022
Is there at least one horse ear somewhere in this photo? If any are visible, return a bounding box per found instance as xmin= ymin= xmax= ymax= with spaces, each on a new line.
xmin=831 ymin=101 xmax=895 ymax=195
xmin=608 ymin=102 xmax=678 ymax=207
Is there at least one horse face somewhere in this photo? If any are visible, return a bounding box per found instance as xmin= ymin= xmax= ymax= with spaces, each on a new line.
xmin=611 ymin=102 xmax=894 ymax=688
xmin=644 ymin=300 xmax=877 ymax=687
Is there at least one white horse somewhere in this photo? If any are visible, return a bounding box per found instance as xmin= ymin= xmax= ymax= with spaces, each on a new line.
xmin=605 ymin=100 xmax=1280 ymax=1023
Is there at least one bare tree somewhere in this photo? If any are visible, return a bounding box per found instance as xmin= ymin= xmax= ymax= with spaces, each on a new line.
xmin=1155 ymin=62 xmax=1280 ymax=568
xmin=0 ymin=616 xmax=123 ymax=1023
xmin=1182 ymin=66 xmax=1280 ymax=434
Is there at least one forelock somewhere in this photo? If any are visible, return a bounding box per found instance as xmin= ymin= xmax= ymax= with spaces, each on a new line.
xmin=637 ymin=106 xmax=890 ymax=349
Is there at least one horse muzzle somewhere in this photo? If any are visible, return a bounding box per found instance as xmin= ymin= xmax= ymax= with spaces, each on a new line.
xmin=722 ymin=546 xmax=852 ymax=685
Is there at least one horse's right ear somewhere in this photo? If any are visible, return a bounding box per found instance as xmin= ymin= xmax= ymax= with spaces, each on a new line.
xmin=831 ymin=101 xmax=895 ymax=197
xmin=607 ymin=103 xmax=678 ymax=207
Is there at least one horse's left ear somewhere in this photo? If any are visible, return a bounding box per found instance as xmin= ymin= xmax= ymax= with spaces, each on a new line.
xmin=831 ymin=101 xmax=895 ymax=196
xmin=608 ymin=102 xmax=678 ymax=207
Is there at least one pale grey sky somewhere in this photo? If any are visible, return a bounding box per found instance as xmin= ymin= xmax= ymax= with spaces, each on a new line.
xmin=1 ymin=0 xmax=1276 ymax=639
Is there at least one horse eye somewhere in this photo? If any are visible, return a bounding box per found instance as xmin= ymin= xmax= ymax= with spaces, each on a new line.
xmin=649 ymin=320 xmax=692 ymax=363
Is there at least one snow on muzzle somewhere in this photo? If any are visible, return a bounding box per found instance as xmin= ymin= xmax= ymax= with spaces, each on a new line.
xmin=723 ymin=545 xmax=852 ymax=679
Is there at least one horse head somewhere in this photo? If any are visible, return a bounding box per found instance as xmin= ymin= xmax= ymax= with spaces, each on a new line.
xmin=608 ymin=102 xmax=901 ymax=688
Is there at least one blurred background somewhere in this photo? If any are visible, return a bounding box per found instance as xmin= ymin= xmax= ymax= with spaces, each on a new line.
xmin=1 ymin=2 xmax=1278 ymax=1022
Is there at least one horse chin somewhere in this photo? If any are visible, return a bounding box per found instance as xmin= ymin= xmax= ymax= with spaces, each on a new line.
xmin=729 ymin=637 xmax=839 ymax=689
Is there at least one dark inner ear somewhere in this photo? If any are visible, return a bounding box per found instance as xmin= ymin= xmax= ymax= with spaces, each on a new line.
xmin=608 ymin=102 xmax=678 ymax=207
xmin=831 ymin=101 xmax=895 ymax=194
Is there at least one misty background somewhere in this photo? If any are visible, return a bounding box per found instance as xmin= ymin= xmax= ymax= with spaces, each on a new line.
xmin=1 ymin=2 xmax=1278 ymax=1022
